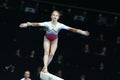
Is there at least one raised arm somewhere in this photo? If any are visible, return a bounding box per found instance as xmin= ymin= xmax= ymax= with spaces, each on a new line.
xmin=68 ymin=27 xmax=90 ymax=36
xmin=19 ymin=22 xmax=41 ymax=28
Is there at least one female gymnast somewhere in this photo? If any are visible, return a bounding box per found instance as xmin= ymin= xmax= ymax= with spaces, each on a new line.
xmin=19 ymin=10 xmax=89 ymax=73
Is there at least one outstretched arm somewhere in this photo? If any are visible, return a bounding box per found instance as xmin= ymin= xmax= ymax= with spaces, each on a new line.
xmin=19 ymin=22 xmax=41 ymax=28
xmin=68 ymin=27 xmax=90 ymax=36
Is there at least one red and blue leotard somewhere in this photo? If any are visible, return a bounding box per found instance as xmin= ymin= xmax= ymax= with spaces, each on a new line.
xmin=39 ymin=21 xmax=70 ymax=42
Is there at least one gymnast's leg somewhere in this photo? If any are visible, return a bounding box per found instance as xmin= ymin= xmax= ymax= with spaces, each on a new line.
xmin=48 ymin=38 xmax=58 ymax=65
xmin=42 ymin=36 xmax=50 ymax=73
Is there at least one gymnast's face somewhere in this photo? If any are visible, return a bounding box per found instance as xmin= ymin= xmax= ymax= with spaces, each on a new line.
xmin=51 ymin=11 xmax=60 ymax=22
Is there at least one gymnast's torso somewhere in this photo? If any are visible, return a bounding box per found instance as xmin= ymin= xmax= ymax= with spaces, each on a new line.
xmin=39 ymin=21 xmax=70 ymax=41
xmin=39 ymin=21 xmax=70 ymax=35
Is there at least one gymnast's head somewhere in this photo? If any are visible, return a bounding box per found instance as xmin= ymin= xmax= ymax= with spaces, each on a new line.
xmin=51 ymin=10 xmax=61 ymax=22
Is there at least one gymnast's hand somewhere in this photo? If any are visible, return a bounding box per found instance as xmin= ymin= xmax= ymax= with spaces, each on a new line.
xmin=77 ymin=29 xmax=90 ymax=36
xmin=19 ymin=23 xmax=28 ymax=28
xmin=82 ymin=31 xmax=90 ymax=36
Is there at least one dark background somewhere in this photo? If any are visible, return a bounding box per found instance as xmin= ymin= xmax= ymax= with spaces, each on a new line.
xmin=44 ymin=0 xmax=120 ymax=14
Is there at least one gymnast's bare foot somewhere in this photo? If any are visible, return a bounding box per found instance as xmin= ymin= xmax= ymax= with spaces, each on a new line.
xmin=42 ymin=67 xmax=48 ymax=73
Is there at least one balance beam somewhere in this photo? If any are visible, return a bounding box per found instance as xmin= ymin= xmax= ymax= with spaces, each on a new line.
xmin=40 ymin=71 xmax=64 ymax=80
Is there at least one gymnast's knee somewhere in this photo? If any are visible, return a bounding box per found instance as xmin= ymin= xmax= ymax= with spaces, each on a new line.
xmin=44 ymin=50 xmax=49 ymax=55
xmin=49 ymin=53 xmax=55 ymax=56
